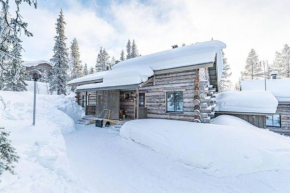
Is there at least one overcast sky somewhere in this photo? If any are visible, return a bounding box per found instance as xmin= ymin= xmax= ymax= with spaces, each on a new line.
xmin=19 ymin=0 xmax=290 ymax=83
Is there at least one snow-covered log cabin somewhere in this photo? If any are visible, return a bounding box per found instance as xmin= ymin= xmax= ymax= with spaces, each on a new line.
xmin=68 ymin=40 xmax=226 ymax=123
xmin=23 ymin=60 xmax=52 ymax=82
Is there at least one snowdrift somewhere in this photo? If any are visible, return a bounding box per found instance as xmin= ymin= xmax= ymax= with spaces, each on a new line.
xmin=120 ymin=117 xmax=290 ymax=177
xmin=215 ymin=91 xmax=278 ymax=114
xmin=0 ymin=91 xmax=86 ymax=193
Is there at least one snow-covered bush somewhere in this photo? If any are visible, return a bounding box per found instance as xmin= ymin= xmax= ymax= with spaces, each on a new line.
xmin=0 ymin=128 xmax=19 ymax=180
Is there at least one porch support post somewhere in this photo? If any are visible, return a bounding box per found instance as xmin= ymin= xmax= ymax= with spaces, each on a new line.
xmin=136 ymin=87 xmax=139 ymax=119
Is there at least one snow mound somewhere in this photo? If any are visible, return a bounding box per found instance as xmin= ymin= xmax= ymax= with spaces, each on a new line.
xmin=0 ymin=91 xmax=86 ymax=193
xmin=25 ymin=81 xmax=50 ymax=95
xmin=241 ymin=79 xmax=290 ymax=102
xmin=215 ymin=90 xmax=278 ymax=114
xmin=120 ymin=118 xmax=290 ymax=177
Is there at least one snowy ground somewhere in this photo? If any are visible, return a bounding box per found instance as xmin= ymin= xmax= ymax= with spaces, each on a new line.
xmin=65 ymin=121 xmax=290 ymax=193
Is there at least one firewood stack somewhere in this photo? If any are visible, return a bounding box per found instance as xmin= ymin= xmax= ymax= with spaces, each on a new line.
xmin=193 ymin=69 xmax=216 ymax=123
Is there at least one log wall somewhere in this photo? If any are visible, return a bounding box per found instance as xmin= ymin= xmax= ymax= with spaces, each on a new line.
xmin=276 ymin=103 xmax=290 ymax=129
xmin=142 ymin=69 xmax=199 ymax=122
xmin=120 ymin=91 xmax=135 ymax=119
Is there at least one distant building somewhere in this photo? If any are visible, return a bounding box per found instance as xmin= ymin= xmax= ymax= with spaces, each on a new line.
xmin=23 ymin=60 xmax=53 ymax=82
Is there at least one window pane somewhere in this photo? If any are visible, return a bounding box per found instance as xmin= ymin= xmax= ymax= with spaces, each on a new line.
xmin=273 ymin=115 xmax=281 ymax=127
xmin=167 ymin=92 xmax=175 ymax=112
xmin=266 ymin=114 xmax=281 ymax=127
xmin=174 ymin=92 xmax=183 ymax=112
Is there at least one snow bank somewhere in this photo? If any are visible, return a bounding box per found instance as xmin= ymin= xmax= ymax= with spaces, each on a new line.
xmin=241 ymin=79 xmax=290 ymax=102
xmin=23 ymin=60 xmax=52 ymax=67
xmin=0 ymin=91 xmax=86 ymax=193
xmin=215 ymin=90 xmax=278 ymax=113
xmin=77 ymin=40 xmax=226 ymax=91
xmin=120 ymin=118 xmax=290 ymax=177
xmin=25 ymin=81 xmax=50 ymax=95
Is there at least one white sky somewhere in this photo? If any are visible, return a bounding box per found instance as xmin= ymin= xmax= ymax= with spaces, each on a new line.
xmin=19 ymin=0 xmax=290 ymax=84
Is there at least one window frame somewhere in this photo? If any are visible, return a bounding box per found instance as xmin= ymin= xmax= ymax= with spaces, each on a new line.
xmin=266 ymin=114 xmax=281 ymax=128
xmin=166 ymin=91 xmax=184 ymax=113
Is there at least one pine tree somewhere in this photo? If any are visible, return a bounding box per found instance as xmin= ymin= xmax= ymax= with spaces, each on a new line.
xmin=126 ymin=40 xmax=132 ymax=59
xmin=120 ymin=50 xmax=125 ymax=61
xmin=49 ymin=9 xmax=69 ymax=95
xmin=272 ymin=44 xmax=290 ymax=78
xmin=83 ymin=63 xmax=88 ymax=76
xmin=219 ymin=52 xmax=232 ymax=92
xmin=70 ymin=38 xmax=82 ymax=79
xmin=89 ymin=67 xmax=95 ymax=74
xmin=0 ymin=127 xmax=19 ymax=180
xmin=108 ymin=56 xmax=116 ymax=70
xmin=95 ymin=47 xmax=110 ymax=72
xmin=131 ymin=40 xmax=139 ymax=58
xmin=242 ymin=49 xmax=262 ymax=80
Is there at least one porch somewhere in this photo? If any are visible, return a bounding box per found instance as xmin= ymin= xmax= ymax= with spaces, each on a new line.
xmin=76 ymin=87 xmax=147 ymax=121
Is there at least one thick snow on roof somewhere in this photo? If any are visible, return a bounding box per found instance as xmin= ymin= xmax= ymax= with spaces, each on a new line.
xmin=215 ymin=91 xmax=278 ymax=114
xmin=23 ymin=60 xmax=52 ymax=67
xmin=241 ymin=79 xmax=290 ymax=102
xmin=77 ymin=40 xmax=226 ymax=91
xmin=68 ymin=71 xmax=108 ymax=85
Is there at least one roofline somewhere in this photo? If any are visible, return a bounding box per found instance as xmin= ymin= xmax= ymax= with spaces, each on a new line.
xmin=215 ymin=111 xmax=275 ymax=116
xmin=76 ymin=84 xmax=140 ymax=92
xmin=68 ymin=79 xmax=103 ymax=86
xmin=153 ymin=62 xmax=213 ymax=75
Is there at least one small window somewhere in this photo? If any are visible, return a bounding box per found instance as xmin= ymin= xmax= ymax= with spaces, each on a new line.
xmin=139 ymin=93 xmax=145 ymax=107
xmin=166 ymin=92 xmax=183 ymax=112
xmin=266 ymin=114 xmax=281 ymax=127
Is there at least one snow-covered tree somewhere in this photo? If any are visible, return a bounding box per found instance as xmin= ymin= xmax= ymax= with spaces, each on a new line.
xmin=120 ymin=50 xmax=125 ymax=61
xmin=83 ymin=63 xmax=88 ymax=76
xmin=0 ymin=0 xmax=37 ymax=63
xmin=2 ymin=34 xmax=27 ymax=91
xmin=242 ymin=49 xmax=262 ymax=80
xmin=49 ymin=9 xmax=69 ymax=95
xmin=219 ymin=52 xmax=232 ymax=92
xmin=89 ymin=66 xmax=94 ymax=74
xmin=95 ymin=47 xmax=110 ymax=72
xmin=126 ymin=40 xmax=131 ymax=59
xmin=70 ymin=38 xmax=82 ymax=79
xmin=0 ymin=127 xmax=19 ymax=180
xmin=108 ymin=56 xmax=116 ymax=70
xmin=131 ymin=40 xmax=139 ymax=58
xmin=272 ymin=44 xmax=290 ymax=78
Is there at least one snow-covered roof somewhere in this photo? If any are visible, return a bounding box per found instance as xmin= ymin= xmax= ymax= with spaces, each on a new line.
xmin=241 ymin=79 xmax=290 ymax=103
xmin=68 ymin=71 xmax=108 ymax=85
xmin=77 ymin=40 xmax=226 ymax=91
xmin=23 ymin=60 xmax=52 ymax=67
xmin=215 ymin=91 xmax=278 ymax=114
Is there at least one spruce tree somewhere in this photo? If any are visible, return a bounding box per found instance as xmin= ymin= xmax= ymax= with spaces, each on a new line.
xmin=0 ymin=127 xmax=19 ymax=180
xmin=120 ymin=50 xmax=125 ymax=61
xmin=242 ymin=49 xmax=262 ymax=80
xmin=2 ymin=32 xmax=27 ymax=91
xmin=219 ymin=52 xmax=232 ymax=92
xmin=273 ymin=44 xmax=290 ymax=78
xmin=95 ymin=47 xmax=110 ymax=72
xmin=70 ymin=38 xmax=82 ymax=79
xmin=126 ymin=40 xmax=131 ymax=59
xmin=89 ymin=67 xmax=95 ymax=74
xmin=83 ymin=63 xmax=88 ymax=76
xmin=49 ymin=9 xmax=69 ymax=95
xmin=131 ymin=40 xmax=139 ymax=58
xmin=108 ymin=56 xmax=116 ymax=70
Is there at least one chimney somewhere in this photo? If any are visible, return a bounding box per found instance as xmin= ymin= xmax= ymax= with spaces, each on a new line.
xmin=270 ymin=71 xmax=278 ymax=79
xmin=172 ymin=45 xmax=178 ymax=49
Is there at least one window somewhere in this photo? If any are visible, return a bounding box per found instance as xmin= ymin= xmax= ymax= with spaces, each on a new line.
xmin=266 ymin=114 xmax=281 ymax=127
xmin=139 ymin=93 xmax=145 ymax=107
xmin=166 ymin=92 xmax=183 ymax=112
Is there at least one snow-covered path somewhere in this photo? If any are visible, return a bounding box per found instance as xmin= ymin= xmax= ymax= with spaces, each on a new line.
xmin=64 ymin=124 xmax=290 ymax=193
